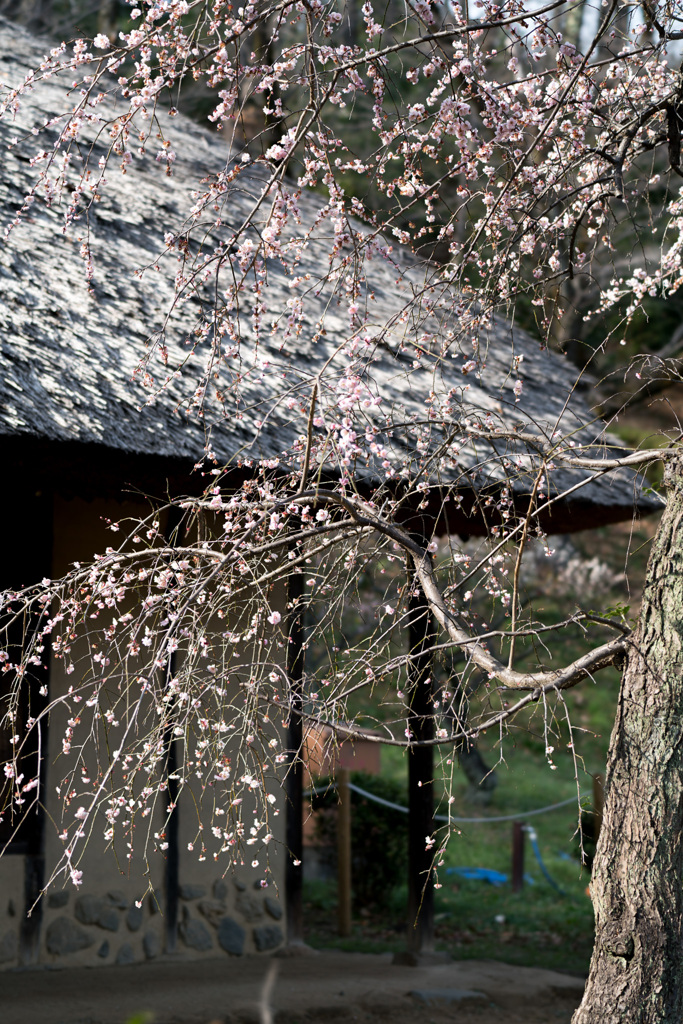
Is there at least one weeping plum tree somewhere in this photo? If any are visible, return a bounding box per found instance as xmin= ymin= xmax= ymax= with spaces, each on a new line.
xmin=2 ymin=0 xmax=683 ymax=1019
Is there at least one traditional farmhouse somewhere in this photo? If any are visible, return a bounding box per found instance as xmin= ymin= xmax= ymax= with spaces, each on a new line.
xmin=0 ymin=16 xmax=658 ymax=969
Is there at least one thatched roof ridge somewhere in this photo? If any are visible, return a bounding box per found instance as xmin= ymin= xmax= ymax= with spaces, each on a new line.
xmin=0 ymin=18 xmax=660 ymax=529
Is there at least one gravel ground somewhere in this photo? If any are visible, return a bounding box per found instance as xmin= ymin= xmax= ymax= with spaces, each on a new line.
xmin=0 ymin=950 xmax=586 ymax=1024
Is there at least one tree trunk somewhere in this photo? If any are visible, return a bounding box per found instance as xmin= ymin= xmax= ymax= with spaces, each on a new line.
xmin=574 ymin=460 xmax=683 ymax=1023
xmin=459 ymin=745 xmax=497 ymax=806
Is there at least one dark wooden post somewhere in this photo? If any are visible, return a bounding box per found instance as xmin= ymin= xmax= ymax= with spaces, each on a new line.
xmin=284 ymin=568 xmax=305 ymax=945
xmin=511 ymin=821 xmax=525 ymax=893
xmin=164 ymin=732 xmax=180 ymax=952
xmin=19 ymin=490 xmax=53 ymax=965
xmin=406 ymin=588 xmax=436 ymax=956
xmin=0 ymin=487 xmax=54 ymax=965
xmin=163 ymin=504 xmax=185 ymax=953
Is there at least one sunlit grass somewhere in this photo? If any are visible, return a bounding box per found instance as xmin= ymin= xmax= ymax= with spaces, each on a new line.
xmin=304 ymin=740 xmax=597 ymax=975
xmin=303 ymin=515 xmax=657 ymax=977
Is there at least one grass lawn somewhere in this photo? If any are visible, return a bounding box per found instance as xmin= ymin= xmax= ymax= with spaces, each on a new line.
xmin=303 ymin=518 xmax=660 ymax=976
xmin=303 ymin=740 xmax=599 ymax=975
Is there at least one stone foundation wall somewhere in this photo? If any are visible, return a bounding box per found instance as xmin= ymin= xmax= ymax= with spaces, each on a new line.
xmin=0 ymin=862 xmax=284 ymax=969
xmin=175 ymin=876 xmax=284 ymax=957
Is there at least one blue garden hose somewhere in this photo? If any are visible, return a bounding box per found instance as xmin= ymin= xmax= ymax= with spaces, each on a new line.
xmin=525 ymin=826 xmax=566 ymax=896
xmin=306 ymin=781 xmax=570 ymax=895
xmin=445 ymin=832 xmax=566 ymax=896
xmin=446 ymin=866 xmax=535 ymax=886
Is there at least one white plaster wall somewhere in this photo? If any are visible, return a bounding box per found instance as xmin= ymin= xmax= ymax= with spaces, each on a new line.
xmin=40 ymin=495 xmax=167 ymax=968
xmin=0 ymin=495 xmax=288 ymax=970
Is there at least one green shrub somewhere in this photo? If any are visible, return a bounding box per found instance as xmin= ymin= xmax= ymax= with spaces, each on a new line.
xmin=311 ymin=771 xmax=408 ymax=909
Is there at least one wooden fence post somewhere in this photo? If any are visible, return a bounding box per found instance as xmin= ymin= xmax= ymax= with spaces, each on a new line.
xmin=511 ymin=821 xmax=525 ymax=893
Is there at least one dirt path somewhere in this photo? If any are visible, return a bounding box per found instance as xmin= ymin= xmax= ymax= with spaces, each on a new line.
xmin=0 ymin=949 xmax=586 ymax=1024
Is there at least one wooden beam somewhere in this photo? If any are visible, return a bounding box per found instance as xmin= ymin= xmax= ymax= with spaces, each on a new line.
xmin=163 ymin=504 xmax=186 ymax=954
xmin=511 ymin=822 xmax=525 ymax=893
xmin=406 ymin=589 xmax=436 ymax=955
xmin=0 ymin=487 xmax=54 ymax=965
xmin=284 ymin=568 xmax=305 ymax=945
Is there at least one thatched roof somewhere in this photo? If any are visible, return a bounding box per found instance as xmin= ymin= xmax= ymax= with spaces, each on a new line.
xmin=0 ymin=18 xmax=660 ymax=531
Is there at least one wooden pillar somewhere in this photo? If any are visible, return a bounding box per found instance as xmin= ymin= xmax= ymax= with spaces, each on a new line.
xmin=284 ymin=569 xmax=305 ymax=945
xmin=164 ymin=733 xmax=180 ymax=952
xmin=0 ymin=487 xmax=53 ymax=965
xmin=406 ymin=589 xmax=435 ymax=955
xmin=337 ymin=767 xmax=352 ymax=937
xmin=511 ymin=822 xmax=525 ymax=893
xmin=163 ymin=504 xmax=185 ymax=953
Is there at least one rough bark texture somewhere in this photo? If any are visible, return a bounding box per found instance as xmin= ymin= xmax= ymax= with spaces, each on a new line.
xmin=574 ymin=459 xmax=683 ymax=1023
xmin=459 ymin=746 xmax=498 ymax=805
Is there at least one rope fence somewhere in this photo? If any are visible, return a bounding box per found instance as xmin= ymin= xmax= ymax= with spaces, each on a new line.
xmin=306 ymin=781 xmax=584 ymax=824
xmin=305 ymin=780 xmax=594 ymax=897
